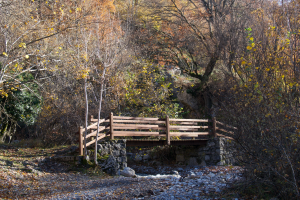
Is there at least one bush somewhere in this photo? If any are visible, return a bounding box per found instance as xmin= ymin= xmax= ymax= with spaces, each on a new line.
xmin=218 ymin=25 xmax=300 ymax=199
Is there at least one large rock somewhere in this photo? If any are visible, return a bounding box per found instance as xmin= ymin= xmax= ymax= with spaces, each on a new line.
xmin=120 ymin=167 xmax=136 ymax=177
xmin=100 ymin=155 xmax=118 ymax=175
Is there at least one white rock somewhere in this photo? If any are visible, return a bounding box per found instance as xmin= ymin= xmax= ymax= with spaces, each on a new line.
xmin=187 ymin=172 xmax=197 ymax=179
xmin=120 ymin=167 xmax=136 ymax=177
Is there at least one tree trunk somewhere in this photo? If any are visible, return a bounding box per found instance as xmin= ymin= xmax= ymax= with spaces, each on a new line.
xmin=94 ymin=67 xmax=106 ymax=165
xmin=84 ymin=77 xmax=88 ymax=159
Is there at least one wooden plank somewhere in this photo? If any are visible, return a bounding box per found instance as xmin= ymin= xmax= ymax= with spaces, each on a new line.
xmin=216 ymin=133 xmax=234 ymax=140
xmin=113 ymin=124 xmax=166 ymax=130
xmin=170 ymin=122 xmax=198 ymax=125
xmin=170 ymin=125 xmax=210 ymax=129
xmin=86 ymin=134 xmax=106 ymax=147
xmin=113 ymin=116 xmax=163 ymax=120
xmin=169 ymin=127 xmax=199 ymax=131
xmin=216 ymin=121 xmax=238 ymax=130
xmin=79 ymin=126 xmax=83 ymax=155
xmin=170 ymin=133 xmax=199 ymax=137
xmin=87 ymin=118 xmax=108 ymax=129
xmin=166 ymin=116 xmax=170 ymax=145
xmin=169 ymin=119 xmax=212 ymax=122
xmin=170 ymin=132 xmax=210 ymax=136
xmin=113 ymin=119 xmax=166 ymax=124
xmin=90 ymin=119 xmax=110 ymax=123
xmin=113 ymin=131 xmax=166 ymax=136
xmin=86 ymin=122 xmax=98 ymax=130
xmin=113 ymin=124 xmax=161 ymax=128
xmin=217 ymin=128 xmax=234 ymax=135
xmin=86 ymin=126 xmax=107 ymax=138
xmin=89 ymin=125 xmax=110 ymax=130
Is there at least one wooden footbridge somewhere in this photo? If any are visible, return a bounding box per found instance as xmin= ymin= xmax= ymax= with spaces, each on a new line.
xmin=78 ymin=113 xmax=236 ymax=155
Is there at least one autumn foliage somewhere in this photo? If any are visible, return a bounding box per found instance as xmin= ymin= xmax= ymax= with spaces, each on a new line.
xmin=0 ymin=0 xmax=300 ymax=198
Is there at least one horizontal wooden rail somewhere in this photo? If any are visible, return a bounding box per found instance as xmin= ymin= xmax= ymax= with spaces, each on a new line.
xmin=216 ymin=121 xmax=237 ymax=130
xmin=113 ymin=119 xmax=166 ymax=124
xmin=170 ymin=132 xmax=210 ymax=137
xmin=90 ymin=116 xmax=110 ymax=122
xmin=113 ymin=116 xmax=163 ymax=120
xmin=86 ymin=125 xmax=109 ymax=139
xmin=169 ymin=125 xmax=210 ymax=129
xmin=170 ymin=119 xmax=212 ymax=122
xmin=86 ymin=134 xmax=106 ymax=147
xmin=113 ymin=124 xmax=166 ymax=130
xmin=113 ymin=131 xmax=166 ymax=136
xmin=217 ymin=128 xmax=234 ymax=135
xmin=216 ymin=133 xmax=234 ymax=140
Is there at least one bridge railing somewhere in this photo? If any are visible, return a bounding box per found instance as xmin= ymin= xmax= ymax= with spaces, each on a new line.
xmin=215 ymin=120 xmax=237 ymax=139
xmin=78 ymin=113 xmax=236 ymax=155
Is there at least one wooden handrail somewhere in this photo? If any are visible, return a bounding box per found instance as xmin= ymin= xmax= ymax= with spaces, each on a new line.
xmin=216 ymin=120 xmax=238 ymax=130
xmin=170 ymin=118 xmax=212 ymax=122
xmin=86 ymin=125 xmax=109 ymax=139
xmin=217 ymin=128 xmax=234 ymax=135
xmin=113 ymin=116 xmax=163 ymax=120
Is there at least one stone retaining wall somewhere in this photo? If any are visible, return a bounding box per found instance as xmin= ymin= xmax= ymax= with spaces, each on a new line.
xmin=92 ymin=137 xmax=236 ymax=175
xmin=175 ymin=137 xmax=237 ymax=166
xmin=96 ymin=139 xmax=127 ymax=175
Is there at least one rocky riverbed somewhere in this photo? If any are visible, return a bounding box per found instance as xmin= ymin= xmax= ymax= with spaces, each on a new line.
xmin=131 ymin=165 xmax=244 ymax=200
xmin=47 ymin=165 xmax=243 ymax=200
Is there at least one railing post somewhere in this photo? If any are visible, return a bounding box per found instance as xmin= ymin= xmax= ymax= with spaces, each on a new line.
xmin=212 ymin=117 xmax=217 ymax=137
xmin=79 ymin=126 xmax=84 ymax=155
xmin=89 ymin=115 xmax=94 ymax=123
xmin=110 ymin=112 xmax=114 ymax=140
xmin=166 ymin=115 xmax=170 ymax=145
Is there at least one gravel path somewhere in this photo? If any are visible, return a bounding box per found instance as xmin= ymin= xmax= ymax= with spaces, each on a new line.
xmin=47 ymin=166 xmax=243 ymax=200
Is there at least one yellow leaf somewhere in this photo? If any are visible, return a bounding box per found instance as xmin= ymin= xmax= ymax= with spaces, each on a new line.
xmin=2 ymin=52 xmax=8 ymax=57
xmin=246 ymin=46 xmax=252 ymax=50
xmin=241 ymin=61 xmax=246 ymax=65
xmin=19 ymin=43 xmax=26 ymax=48
xmin=250 ymin=37 xmax=254 ymax=41
xmin=251 ymin=43 xmax=255 ymax=47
